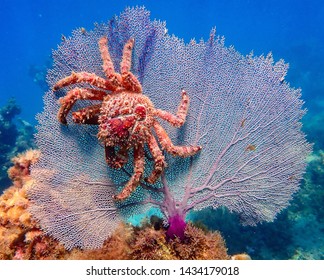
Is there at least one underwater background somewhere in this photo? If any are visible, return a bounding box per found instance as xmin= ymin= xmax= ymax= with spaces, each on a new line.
xmin=0 ymin=0 xmax=323 ymax=259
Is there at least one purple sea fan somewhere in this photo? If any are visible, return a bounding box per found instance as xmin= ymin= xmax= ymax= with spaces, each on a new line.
xmin=28 ymin=7 xmax=311 ymax=250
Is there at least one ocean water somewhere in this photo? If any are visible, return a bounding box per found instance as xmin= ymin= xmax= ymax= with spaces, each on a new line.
xmin=1 ymin=0 xmax=323 ymax=125
xmin=0 ymin=0 xmax=323 ymax=259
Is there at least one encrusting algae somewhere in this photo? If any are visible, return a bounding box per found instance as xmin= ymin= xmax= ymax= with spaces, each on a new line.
xmin=0 ymin=149 xmax=66 ymax=260
xmin=0 ymin=150 xmax=248 ymax=260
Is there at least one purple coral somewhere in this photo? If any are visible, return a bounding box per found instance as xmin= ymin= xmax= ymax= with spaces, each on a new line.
xmin=28 ymin=7 xmax=311 ymax=250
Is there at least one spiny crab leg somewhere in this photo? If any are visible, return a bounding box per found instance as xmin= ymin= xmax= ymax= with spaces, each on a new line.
xmin=154 ymin=90 xmax=189 ymax=127
xmin=120 ymin=38 xmax=142 ymax=93
xmin=153 ymin=120 xmax=202 ymax=157
xmin=145 ymin=134 xmax=167 ymax=184
xmin=53 ymin=71 xmax=117 ymax=91
xmin=120 ymin=38 xmax=134 ymax=74
xmin=105 ymin=146 xmax=129 ymax=169
xmin=57 ymin=87 xmax=107 ymax=124
xmin=113 ymin=145 xmax=145 ymax=200
xmin=98 ymin=37 xmax=123 ymax=88
xmin=71 ymin=103 xmax=101 ymax=124
xmin=53 ymin=35 xmax=202 ymax=201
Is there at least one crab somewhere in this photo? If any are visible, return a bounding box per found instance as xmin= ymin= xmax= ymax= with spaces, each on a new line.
xmin=53 ymin=37 xmax=201 ymax=200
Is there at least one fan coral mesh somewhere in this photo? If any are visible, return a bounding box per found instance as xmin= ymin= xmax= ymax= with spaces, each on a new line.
xmin=28 ymin=7 xmax=311 ymax=250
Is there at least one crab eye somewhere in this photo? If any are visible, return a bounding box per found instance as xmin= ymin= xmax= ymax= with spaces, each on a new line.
xmin=134 ymin=105 xmax=146 ymax=120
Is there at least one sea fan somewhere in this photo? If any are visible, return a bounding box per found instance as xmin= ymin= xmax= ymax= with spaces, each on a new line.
xmin=28 ymin=7 xmax=311 ymax=250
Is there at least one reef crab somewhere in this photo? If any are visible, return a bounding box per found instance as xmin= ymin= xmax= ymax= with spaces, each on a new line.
xmin=53 ymin=37 xmax=201 ymax=200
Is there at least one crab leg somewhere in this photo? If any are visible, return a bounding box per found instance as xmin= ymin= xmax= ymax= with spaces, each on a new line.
xmin=71 ymin=104 xmax=101 ymax=124
xmin=98 ymin=37 xmax=123 ymax=88
xmin=53 ymin=71 xmax=117 ymax=91
xmin=154 ymin=90 xmax=189 ymax=127
xmin=153 ymin=120 xmax=202 ymax=157
xmin=145 ymin=134 xmax=166 ymax=184
xmin=57 ymin=87 xmax=107 ymax=124
xmin=105 ymin=146 xmax=129 ymax=169
xmin=120 ymin=38 xmax=134 ymax=74
xmin=113 ymin=145 xmax=145 ymax=200
xmin=120 ymin=38 xmax=142 ymax=93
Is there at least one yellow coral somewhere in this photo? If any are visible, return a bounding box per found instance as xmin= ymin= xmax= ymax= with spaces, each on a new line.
xmin=0 ymin=150 xmax=41 ymax=259
xmin=129 ymin=223 xmax=230 ymax=260
xmin=231 ymin=253 xmax=251 ymax=260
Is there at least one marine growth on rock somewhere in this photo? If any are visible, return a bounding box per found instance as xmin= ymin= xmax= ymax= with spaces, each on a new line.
xmin=28 ymin=7 xmax=311 ymax=250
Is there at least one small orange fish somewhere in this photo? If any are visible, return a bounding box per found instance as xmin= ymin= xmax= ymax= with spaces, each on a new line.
xmin=246 ymin=144 xmax=256 ymax=151
xmin=240 ymin=118 xmax=246 ymax=127
xmin=288 ymin=175 xmax=296 ymax=181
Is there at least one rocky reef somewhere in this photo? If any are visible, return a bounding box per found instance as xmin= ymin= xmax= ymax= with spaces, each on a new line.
xmin=0 ymin=150 xmax=238 ymax=260
xmin=0 ymin=99 xmax=35 ymax=191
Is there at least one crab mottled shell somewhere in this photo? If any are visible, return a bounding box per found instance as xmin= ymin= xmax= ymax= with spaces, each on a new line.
xmin=98 ymin=92 xmax=154 ymax=148
xmin=46 ymin=31 xmax=200 ymax=203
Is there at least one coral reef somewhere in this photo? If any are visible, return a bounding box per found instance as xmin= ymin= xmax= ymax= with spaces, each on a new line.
xmin=0 ymin=149 xmax=49 ymax=259
xmin=0 ymin=99 xmax=35 ymax=191
xmin=69 ymin=222 xmax=230 ymax=260
xmin=0 ymin=150 xmax=235 ymax=260
xmin=190 ymin=206 xmax=296 ymax=259
xmin=5 ymin=149 xmax=320 ymax=260
xmin=287 ymin=149 xmax=324 ymax=259
xmin=129 ymin=222 xmax=229 ymax=260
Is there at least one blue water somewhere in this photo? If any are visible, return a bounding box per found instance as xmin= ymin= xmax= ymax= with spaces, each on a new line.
xmin=1 ymin=0 xmax=323 ymax=124
xmin=0 ymin=0 xmax=323 ymax=259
